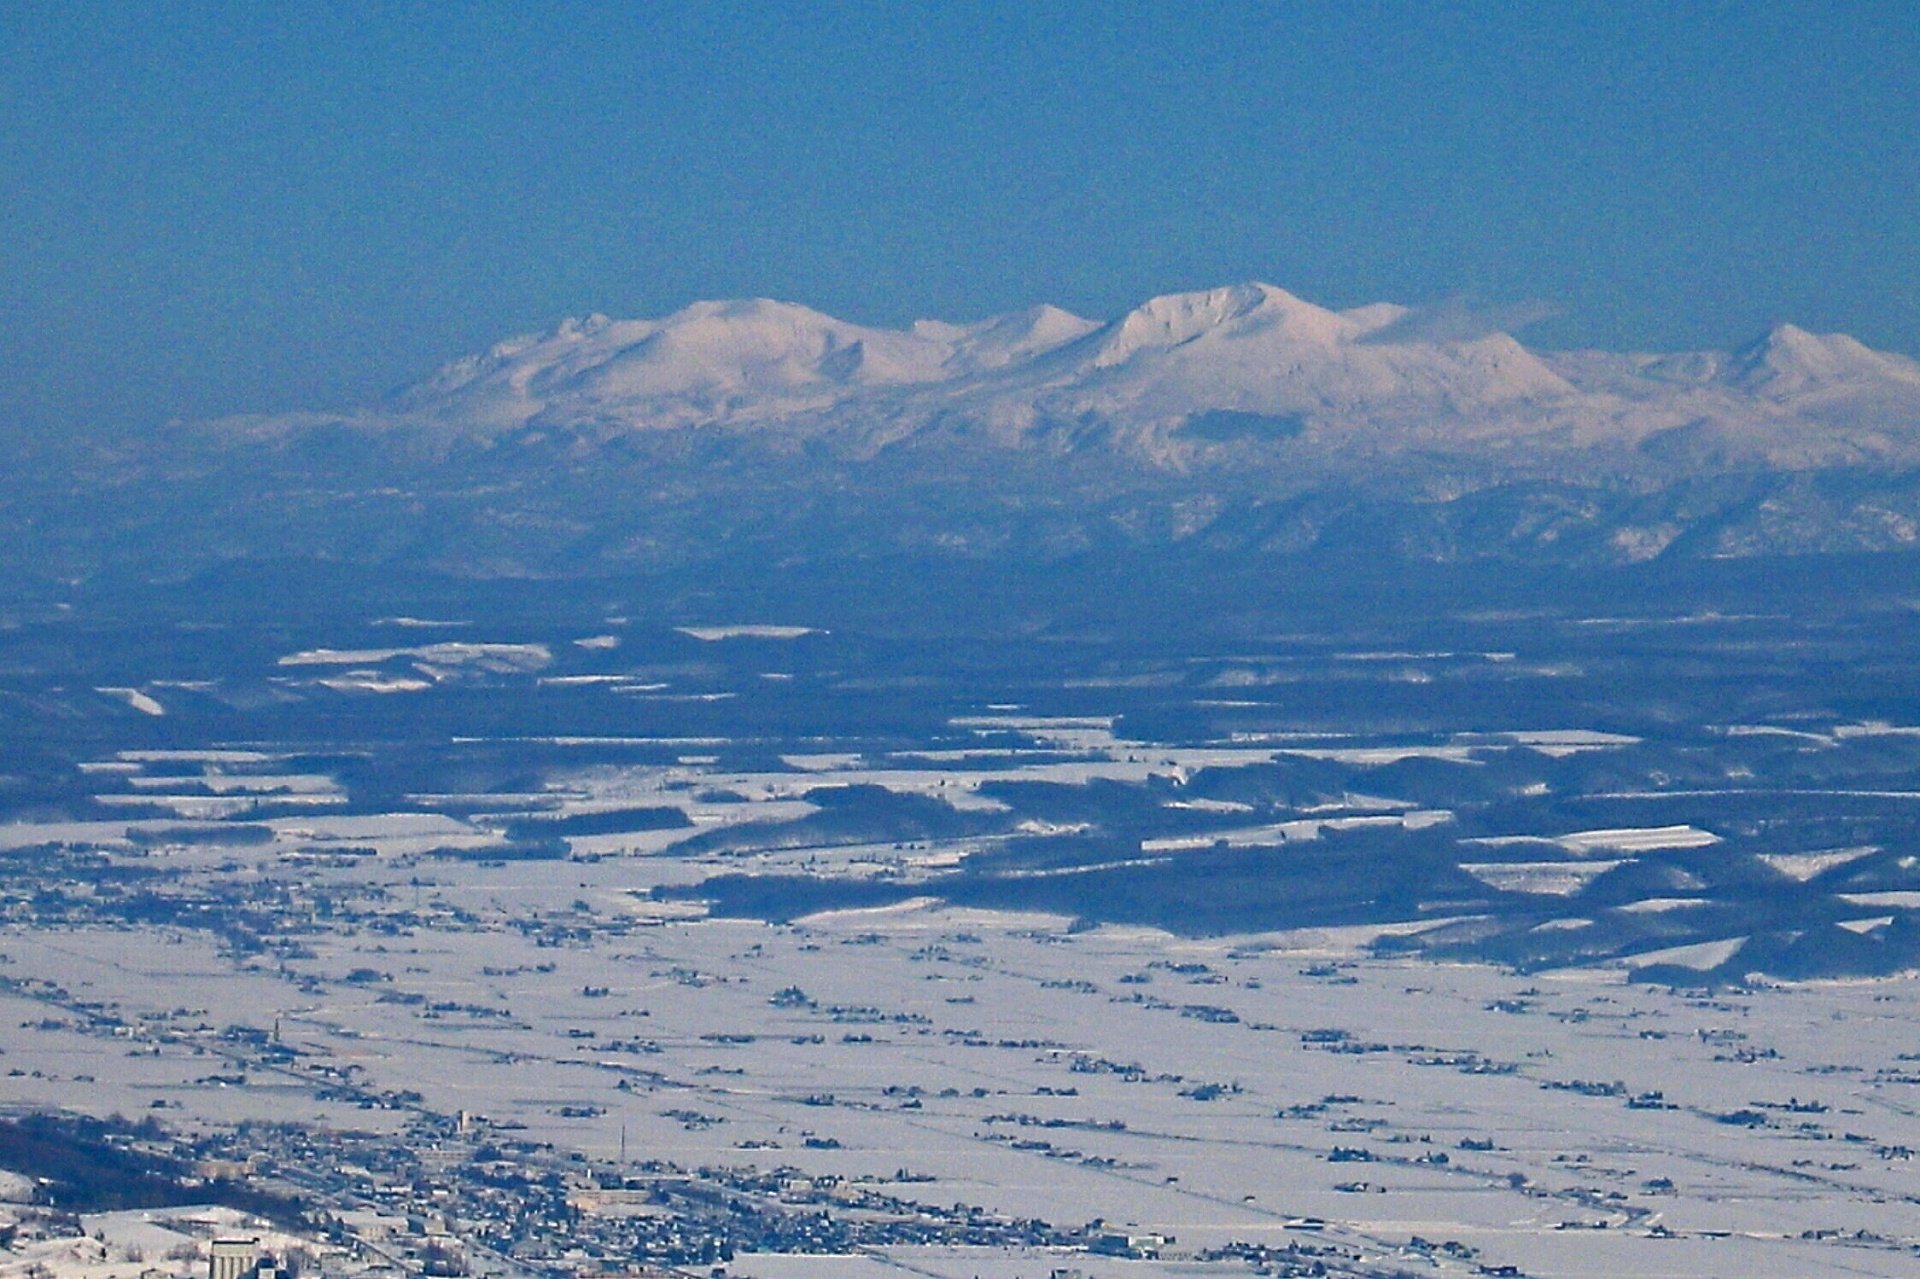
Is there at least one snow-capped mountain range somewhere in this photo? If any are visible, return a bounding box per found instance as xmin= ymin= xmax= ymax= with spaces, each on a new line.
xmin=221 ymin=282 xmax=1920 ymax=476
xmin=14 ymin=282 xmax=1920 ymax=587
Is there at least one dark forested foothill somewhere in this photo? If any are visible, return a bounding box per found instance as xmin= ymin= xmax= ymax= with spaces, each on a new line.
xmin=0 ymin=1113 xmax=302 ymax=1221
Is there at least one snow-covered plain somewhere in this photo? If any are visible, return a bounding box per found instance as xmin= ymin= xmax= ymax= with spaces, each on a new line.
xmin=9 ymin=596 xmax=1920 ymax=1277
xmin=7 ymin=889 xmax=1920 ymax=1278
xmin=7 ymin=712 xmax=1920 ymax=1276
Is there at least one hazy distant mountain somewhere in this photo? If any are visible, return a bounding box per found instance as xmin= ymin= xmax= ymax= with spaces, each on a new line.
xmin=214 ymin=282 xmax=1920 ymax=469
xmin=13 ymin=283 xmax=1920 ymax=587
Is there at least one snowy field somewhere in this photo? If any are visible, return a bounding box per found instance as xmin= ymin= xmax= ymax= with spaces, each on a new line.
xmin=6 ymin=868 xmax=1920 ymax=1276
xmin=9 ymin=591 xmax=1920 ymax=1276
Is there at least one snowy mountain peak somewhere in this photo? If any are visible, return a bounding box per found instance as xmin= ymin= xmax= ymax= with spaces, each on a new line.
xmin=1091 ymin=283 xmax=1353 ymax=368
xmin=1727 ymin=323 xmax=1920 ymax=397
xmin=570 ymin=297 xmax=954 ymax=397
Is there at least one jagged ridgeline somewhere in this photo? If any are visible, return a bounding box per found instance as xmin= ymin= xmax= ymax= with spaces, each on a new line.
xmin=7 ymin=283 xmax=1920 ymax=589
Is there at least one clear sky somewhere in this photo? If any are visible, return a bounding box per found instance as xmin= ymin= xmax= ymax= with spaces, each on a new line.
xmin=3 ymin=1 xmax=1915 ymax=434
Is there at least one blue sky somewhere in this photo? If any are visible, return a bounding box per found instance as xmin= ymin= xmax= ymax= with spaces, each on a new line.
xmin=2 ymin=1 xmax=1915 ymax=433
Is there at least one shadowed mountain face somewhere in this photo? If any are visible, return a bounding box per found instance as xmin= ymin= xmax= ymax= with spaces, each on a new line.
xmin=6 ymin=283 xmax=1920 ymax=589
